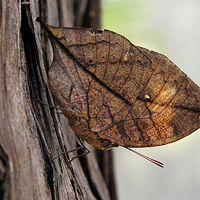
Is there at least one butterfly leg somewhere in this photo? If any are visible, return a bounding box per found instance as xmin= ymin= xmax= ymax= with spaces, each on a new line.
xmin=69 ymin=136 xmax=91 ymax=162
xmin=37 ymin=99 xmax=75 ymax=113
xmin=52 ymin=136 xmax=90 ymax=162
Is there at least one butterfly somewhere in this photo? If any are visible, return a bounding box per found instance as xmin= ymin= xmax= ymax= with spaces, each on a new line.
xmin=37 ymin=17 xmax=200 ymax=167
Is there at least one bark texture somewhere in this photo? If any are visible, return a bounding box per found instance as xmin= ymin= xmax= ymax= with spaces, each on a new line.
xmin=0 ymin=0 xmax=117 ymax=199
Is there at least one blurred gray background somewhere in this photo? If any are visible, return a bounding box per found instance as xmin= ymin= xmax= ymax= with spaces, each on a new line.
xmin=102 ymin=0 xmax=200 ymax=199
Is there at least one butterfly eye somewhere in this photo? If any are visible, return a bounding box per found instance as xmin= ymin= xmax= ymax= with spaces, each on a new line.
xmin=97 ymin=136 xmax=118 ymax=147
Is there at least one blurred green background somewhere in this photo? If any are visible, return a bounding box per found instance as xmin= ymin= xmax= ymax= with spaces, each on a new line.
xmin=102 ymin=0 xmax=200 ymax=199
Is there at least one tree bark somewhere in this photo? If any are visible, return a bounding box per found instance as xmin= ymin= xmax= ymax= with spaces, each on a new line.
xmin=0 ymin=0 xmax=117 ymax=199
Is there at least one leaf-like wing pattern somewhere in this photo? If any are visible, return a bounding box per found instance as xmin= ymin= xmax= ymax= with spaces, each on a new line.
xmin=37 ymin=18 xmax=200 ymax=150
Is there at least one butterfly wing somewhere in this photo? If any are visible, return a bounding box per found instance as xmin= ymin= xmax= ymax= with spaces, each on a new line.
xmin=42 ymin=19 xmax=200 ymax=148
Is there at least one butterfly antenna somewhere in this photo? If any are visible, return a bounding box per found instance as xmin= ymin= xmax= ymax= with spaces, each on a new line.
xmin=125 ymin=147 xmax=164 ymax=168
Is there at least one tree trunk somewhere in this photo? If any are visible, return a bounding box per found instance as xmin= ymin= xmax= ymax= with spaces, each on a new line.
xmin=0 ymin=0 xmax=117 ymax=199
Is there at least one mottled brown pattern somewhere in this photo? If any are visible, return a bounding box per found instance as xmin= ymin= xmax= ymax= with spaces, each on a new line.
xmin=37 ymin=18 xmax=200 ymax=150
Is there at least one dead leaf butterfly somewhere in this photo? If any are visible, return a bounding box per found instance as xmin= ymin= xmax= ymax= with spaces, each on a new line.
xmin=37 ymin=17 xmax=200 ymax=167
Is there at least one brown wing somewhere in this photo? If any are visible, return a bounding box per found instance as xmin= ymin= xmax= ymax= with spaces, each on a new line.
xmin=40 ymin=19 xmax=200 ymax=148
